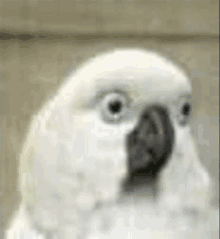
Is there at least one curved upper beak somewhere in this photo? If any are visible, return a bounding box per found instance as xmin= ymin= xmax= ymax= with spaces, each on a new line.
xmin=126 ymin=105 xmax=175 ymax=177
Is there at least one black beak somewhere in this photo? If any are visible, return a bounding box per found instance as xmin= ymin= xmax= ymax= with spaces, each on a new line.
xmin=126 ymin=105 xmax=175 ymax=180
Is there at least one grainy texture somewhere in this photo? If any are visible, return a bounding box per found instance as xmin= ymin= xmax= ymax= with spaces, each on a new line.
xmin=1 ymin=38 xmax=219 ymax=233
xmin=0 ymin=0 xmax=219 ymax=36
xmin=0 ymin=0 xmax=219 ymax=235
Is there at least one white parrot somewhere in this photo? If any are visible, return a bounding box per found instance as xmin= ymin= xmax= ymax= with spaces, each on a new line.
xmin=6 ymin=48 xmax=213 ymax=239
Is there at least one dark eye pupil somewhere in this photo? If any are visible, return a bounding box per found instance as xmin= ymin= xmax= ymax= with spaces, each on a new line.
xmin=182 ymin=103 xmax=191 ymax=116
xmin=109 ymin=100 xmax=122 ymax=114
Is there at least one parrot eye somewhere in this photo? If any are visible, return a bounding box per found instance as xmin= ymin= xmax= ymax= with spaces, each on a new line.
xmin=181 ymin=103 xmax=191 ymax=116
xmin=101 ymin=92 xmax=128 ymax=122
xmin=177 ymin=95 xmax=192 ymax=126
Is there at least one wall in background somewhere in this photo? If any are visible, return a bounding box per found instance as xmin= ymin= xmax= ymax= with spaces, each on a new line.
xmin=0 ymin=0 xmax=219 ymax=36
xmin=1 ymin=0 xmax=219 ymax=232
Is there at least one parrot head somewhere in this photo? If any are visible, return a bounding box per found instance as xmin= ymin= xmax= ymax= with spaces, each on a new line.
xmin=29 ymin=49 xmax=191 ymax=201
xmin=21 ymin=48 xmax=210 ymax=235
xmin=66 ymin=49 xmax=192 ymax=199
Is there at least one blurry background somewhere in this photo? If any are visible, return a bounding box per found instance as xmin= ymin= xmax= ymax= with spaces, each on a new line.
xmin=0 ymin=0 xmax=219 ymax=234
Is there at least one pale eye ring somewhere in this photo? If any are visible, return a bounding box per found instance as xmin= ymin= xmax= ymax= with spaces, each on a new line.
xmin=101 ymin=92 xmax=128 ymax=122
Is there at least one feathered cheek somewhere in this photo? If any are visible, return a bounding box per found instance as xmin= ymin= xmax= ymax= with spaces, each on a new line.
xmin=88 ymin=138 xmax=128 ymax=179
xmin=168 ymin=123 xmax=193 ymax=170
xmin=104 ymin=150 xmax=128 ymax=178
xmin=172 ymin=123 xmax=191 ymax=154
xmin=93 ymin=137 xmax=126 ymax=153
